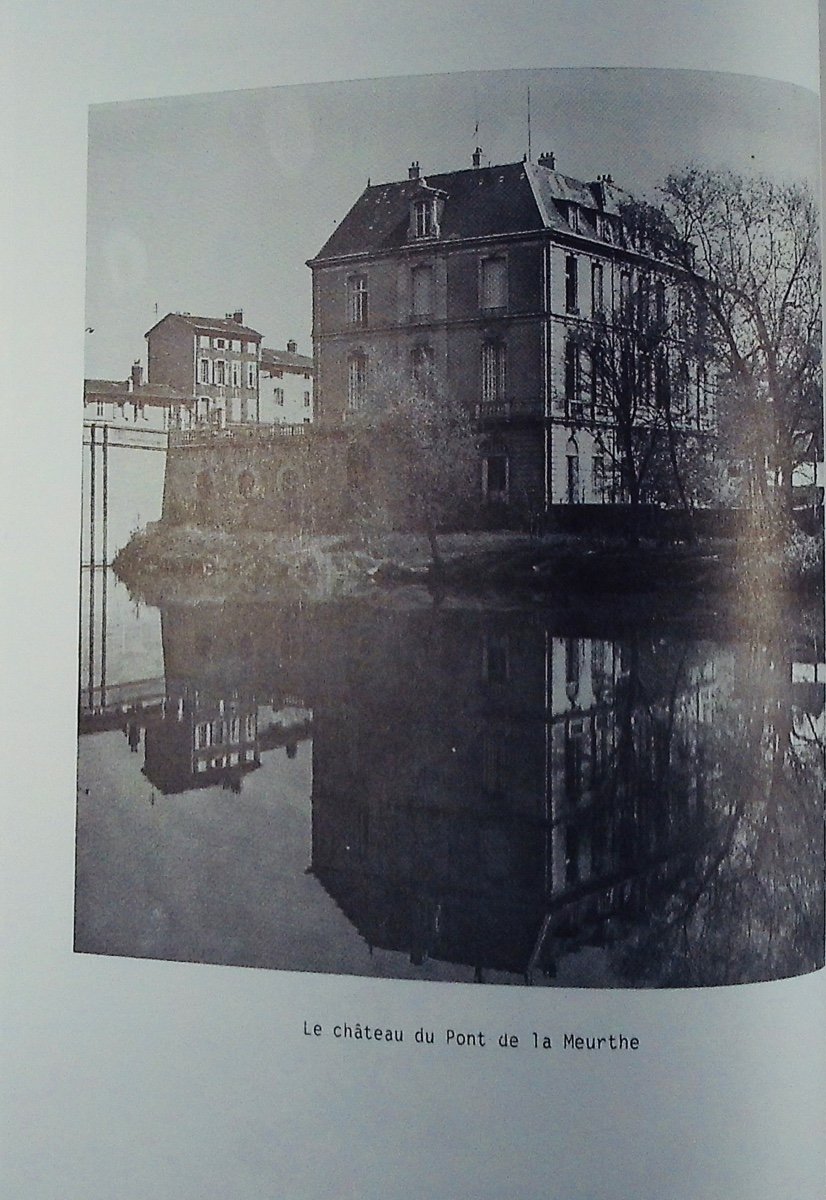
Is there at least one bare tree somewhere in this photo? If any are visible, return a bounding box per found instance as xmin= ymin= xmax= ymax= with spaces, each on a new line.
xmin=571 ymin=206 xmax=714 ymax=541
xmin=658 ymin=170 xmax=822 ymax=534
xmin=345 ymin=363 xmax=480 ymax=572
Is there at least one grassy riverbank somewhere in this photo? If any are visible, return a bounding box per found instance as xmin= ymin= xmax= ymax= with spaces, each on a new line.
xmin=111 ymin=519 xmax=823 ymax=611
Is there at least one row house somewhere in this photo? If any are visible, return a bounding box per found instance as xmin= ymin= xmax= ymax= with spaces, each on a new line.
xmin=259 ymin=339 xmax=314 ymax=425
xmin=83 ymin=362 xmax=193 ymax=432
xmin=145 ymin=310 xmax=262 ymax=429
xmin=308 ymin=153 xmax=714 ymax=511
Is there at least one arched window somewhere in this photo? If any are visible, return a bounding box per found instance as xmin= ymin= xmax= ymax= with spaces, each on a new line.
xmin=566 ymin=438 xmax=580 ymax=504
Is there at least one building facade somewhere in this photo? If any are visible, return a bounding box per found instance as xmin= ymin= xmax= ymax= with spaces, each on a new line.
xmin=259 ymin=340 xmax=314 ymax=426
xmin=145 ymin=310 xmax=262 ymax=429
xmin=308 ymin=154 xmax=714 ymax=513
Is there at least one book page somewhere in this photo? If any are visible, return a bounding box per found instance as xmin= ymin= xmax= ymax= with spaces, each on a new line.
xmin=3 ymin=4 xmax=824 ymax=1198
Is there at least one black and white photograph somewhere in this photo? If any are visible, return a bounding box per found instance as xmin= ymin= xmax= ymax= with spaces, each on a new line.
xmin=75 ymin=65 xmax=824 ymax=989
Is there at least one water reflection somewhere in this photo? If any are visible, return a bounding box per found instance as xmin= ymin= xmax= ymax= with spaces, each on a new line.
xmin=77 ymin=574 xmax=825 ymax=987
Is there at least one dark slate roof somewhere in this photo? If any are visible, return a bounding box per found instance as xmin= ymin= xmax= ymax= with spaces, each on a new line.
xmin=84 ymin=379 xmax=193 ymax=405
xmin=312 ymin=160 xmax=632 ymax=261
xmin=144 ymin=313 xmax=263 ymax=340
xmin=261 ymin=346 xmax=314 ymax=374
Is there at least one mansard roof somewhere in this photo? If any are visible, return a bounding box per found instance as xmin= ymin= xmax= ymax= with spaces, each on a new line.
xmin=311 ymin=159 xmax=630 ymax=262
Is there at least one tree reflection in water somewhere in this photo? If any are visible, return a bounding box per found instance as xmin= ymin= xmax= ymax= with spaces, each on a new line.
xmin=80 ymin=594 xmax=824 ymax=987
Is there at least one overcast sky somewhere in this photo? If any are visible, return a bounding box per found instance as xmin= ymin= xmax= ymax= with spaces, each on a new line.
xmin=85 ymin=66 xmax=819 ymax=380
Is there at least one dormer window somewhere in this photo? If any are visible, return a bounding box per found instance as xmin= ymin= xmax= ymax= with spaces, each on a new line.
xmin=408 ymin=186 xmax=445 ymax=241
xmin=414 ymin=198 xmax=436 ymax=238
xmin=569 ymin=205 xmax=580 ymax=233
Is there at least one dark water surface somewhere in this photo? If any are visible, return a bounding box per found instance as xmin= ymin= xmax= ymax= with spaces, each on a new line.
xmin=76 ymin=569 xmax=825 ymax=987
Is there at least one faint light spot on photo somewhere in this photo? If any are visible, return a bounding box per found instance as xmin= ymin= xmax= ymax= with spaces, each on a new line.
xmin=262 ymin=94 xmax=315 ymax=179
xmin=104 ymin=228 xmax=149 ymax=295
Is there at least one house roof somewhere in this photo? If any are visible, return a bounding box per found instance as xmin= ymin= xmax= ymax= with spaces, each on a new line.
xmin=144 ymin=313 xmax=263 ymax=340
xmin=261 ymin=346 xmax=314 ymax=374
xmin=84 ymin=379 xmax=194 ymax=405
xmin=311 ymin=160 xmax=631 ymax=261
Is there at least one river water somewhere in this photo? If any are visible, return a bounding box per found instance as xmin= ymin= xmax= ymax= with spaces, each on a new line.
xmin=76 ymin=568 xmax=825 ymax=987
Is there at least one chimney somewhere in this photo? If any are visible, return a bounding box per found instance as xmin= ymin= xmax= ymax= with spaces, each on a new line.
xmin=287 ymin=339 xmax=297 ymax=354
xmin=131 ymin=361 xmax=143 ymax=389
xmin=408 ymin=161 xmax=420 ymax=180
xmin=230 ymin=308 xmax=243 ymax=324
xmin=472 ymin=147 xmax=483 ymax=169
xmin=538 ymin=151 xmax=556 ymax=170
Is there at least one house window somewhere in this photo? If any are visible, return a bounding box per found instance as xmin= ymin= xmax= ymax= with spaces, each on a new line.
xmin=411 ymin=264 xmax=433 ymax=317
xmin=197 ymin=335 xmax=210 ymax=349
xmin=413 ymin=198 xmax=436 ymax=238
xmin=214 ymin=338 xmax=226 ymax=350
xmin=348 ymin=352 xmax=368 ymax=410
xmin=274 ymin=387 xmax=284 ymax=406
xmin=589 ymin=345 xmax=602 ymax=418
xmin=591 ymin=262 xmax=604 ymax=314
xmin=565 ymin=341 xmax=582 ymax=419
xmin=304 ymin=391 xmax=311 ymax=407
xmin=655 ymin=280 xmax=667 ymax=324
xmin=231 ymin=339 xmax=242 ymax=352
xmin=568 ymin=205 xmax=580 ymax=233
xmin=481 ymin=340 xmax=506 ymax=406
xmin=620 ymin=271 xmax=631 ymax=317
xmin=198 ymin=358 xmax=211 ymax=385
xmin=230 ymin=360 xmax=242 ymax=387
xmin=480 ymin=257 xmax=508 ymax=310
xmin=246 ymin=362 xmax=257 ymax=388
xmin=347 ymin=275 xmax=368 ymax=326
xmin=411 ymin=343 xmax=434 ymax=392
xmin=246 ymin=342 xmax=257 ymax=355
xmin=566 ymin=442 xmax=580 ymax=504
xmin=213 ymin=359 xmax=226 ymax=385
xmin=565 ymin=255 xmax=579 ymax=313
xmin=482 ymin=454 xmax=509 ymax=502
xmin=592 ymin=451 xmax=606 ymax=502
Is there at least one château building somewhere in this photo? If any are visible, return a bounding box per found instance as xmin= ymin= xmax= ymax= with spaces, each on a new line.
xmin=308 ymin=153 xmax=714 ymax=512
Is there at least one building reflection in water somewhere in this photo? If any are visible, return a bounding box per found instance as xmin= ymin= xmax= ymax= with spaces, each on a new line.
xmin=78 ymin=585 xmax=825 ymax=987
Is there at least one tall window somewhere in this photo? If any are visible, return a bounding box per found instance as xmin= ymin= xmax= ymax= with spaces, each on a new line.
xmin=413 ymin=198 xmax=436 ymax=238
xmin=480 ymin=257 xmax=508 ymax=310
xmin=411 ymin=264 xmax=433 ymax=317
xmin=566 ymin=441 xmax=580 ymax=504
xmin=348 ymin=351 xmax=368 ymax=410
xmin=589 ymin=345 xmax=602 ymax=418
xmin=481 ymin=340 xmax=506 ymax=406
xmin=246 ymin=362 xmax=257 ymax=389
xmin=620 ymin=271 xmax=631 ymax=318
xmin=347 ymin=275 xmax=368 ymax=326
xmin=591 ymin=262 xmax=604 ymax=314
xmin=411 ymin=344 xmax=434 ymax=392
xmin=565 ymin=340 xmax=582 ymax=419
xmin=198 ymin=358 xmax=211 ymax=385
xmin=483 ymin=454 xmax=509 ymax=503
xmin=213 ymin=359 xmax=226 ymax=386
xmin=230 ymin=360 xmax=242 ymax=387
xmin=565 ymin=254 xmax=579 ymax=313
xmin=655 ymin=280 xmax=667 ymax=324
